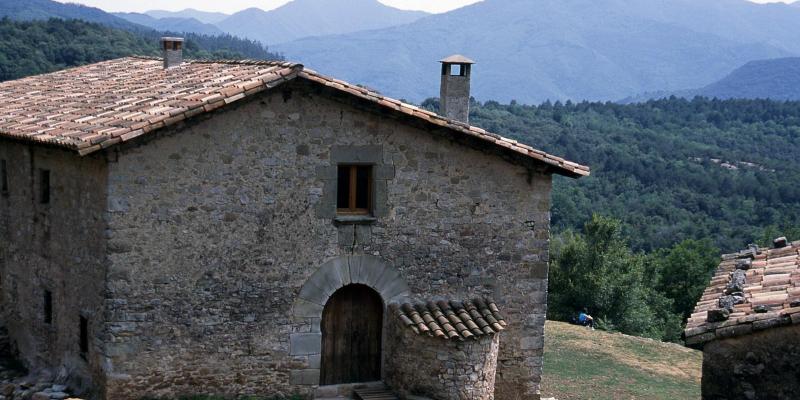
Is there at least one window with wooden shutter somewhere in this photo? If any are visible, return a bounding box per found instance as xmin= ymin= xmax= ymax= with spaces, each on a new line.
xmin=336 ymin=165 xmax=372 ymax=215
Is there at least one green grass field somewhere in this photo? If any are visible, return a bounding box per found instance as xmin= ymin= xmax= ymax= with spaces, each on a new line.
xmin=540 ymin=321 xmax=702 ymax=400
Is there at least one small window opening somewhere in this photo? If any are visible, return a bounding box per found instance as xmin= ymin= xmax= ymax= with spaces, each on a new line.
xmin=39 ymin=169 xmax=50 ymax=204
xmin=337 ymin=165 xmax=372 ymax=215
xmin=1 ymin=159 xmax=7 ymax=194
xmin=79 ymin=316 xmax=89 ymax=358
xmin=451 ymin=64 xmax=462 ymax=76
xmin=43 ymin=290 xmax=53 ymax=324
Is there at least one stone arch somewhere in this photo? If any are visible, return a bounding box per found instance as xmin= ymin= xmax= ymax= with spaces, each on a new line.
xmin=292 ymin=255 xmax=410 ymax=320
xmin=289 ymin=255 xmax=410 ymax=387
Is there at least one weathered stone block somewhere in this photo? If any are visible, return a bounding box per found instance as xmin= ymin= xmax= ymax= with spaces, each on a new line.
xmin=289 ymin=333 xmax=321 ymax=356
xmin=289 ymin=369 xmax=320 ymax=386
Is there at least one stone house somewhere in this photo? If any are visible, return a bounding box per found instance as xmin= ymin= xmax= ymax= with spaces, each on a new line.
xmin=685 ymin=237 xmax=800 ymax=400
xmin=0 ymin=39 xmax=589 ymax=400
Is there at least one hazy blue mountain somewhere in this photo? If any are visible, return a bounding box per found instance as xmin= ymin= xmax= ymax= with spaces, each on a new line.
xmin=216 ymin=0 xmax=429 ymax=45
xmin=145 ymin=9 xmax=230 ymax=24
xmin=276 ymin=0 xmax=798 ymax=103
xmin=0 ymin=0 xmax=278 ymax=60
xmin=0 ymin=0 xmax=140 ymax=30
xmin=113 ymin=12 xmax=223 ymax=35
xmin=695 ymin=57 xmax=800 ymax=100
xmin=624 ymin=57 xmax=800 ymax=102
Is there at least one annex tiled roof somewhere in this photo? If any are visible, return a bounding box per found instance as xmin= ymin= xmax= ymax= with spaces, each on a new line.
xmin=684 ymin=239 xmax=800 ymax=347
xmin=389 ymin=298 xmax=507 ymax=341
xmin=0 ymin=57 xmax=589 ymax=177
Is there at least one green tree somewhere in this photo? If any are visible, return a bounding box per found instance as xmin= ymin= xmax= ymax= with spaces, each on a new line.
xmin=549 ymin=215 xmax=683 ymax=341
xmin=650 ymin=239 xmax=719 ymax=321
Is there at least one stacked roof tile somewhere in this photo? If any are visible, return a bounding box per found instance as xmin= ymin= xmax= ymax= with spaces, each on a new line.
xmin=0 ymin=56 xmax=589 ymax=177
xmin=390 ymin=298 xmax=507 ymax=341
xmin=0 ymin=57 xmax=299 ymax=155
xmin=684 ymin=239 xmax=800 ymax=346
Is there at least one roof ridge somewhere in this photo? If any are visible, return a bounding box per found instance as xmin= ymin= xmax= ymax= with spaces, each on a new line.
xmin=129 ymin=55 xmax=299 ymax=68
xmin=0 ymin=57 xmax=589 ymax=177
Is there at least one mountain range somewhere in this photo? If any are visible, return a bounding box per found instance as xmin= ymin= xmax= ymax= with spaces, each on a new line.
xmin=2 ymin=0 xmax=800 ymax=104
xmin=145 ymin=8 xmax=230 ymax=24
xmin=215 ymin=0 xmax=429 ymax=45
xmin=0 ymin=0 xmax=140 ymax=30
xmin=274 ymin=0 xmax=800 ymax=103
xmin=113 ymin=12 xmax=223 ymax=36
xmin=624 ymin=57 xmax=800 ymax=102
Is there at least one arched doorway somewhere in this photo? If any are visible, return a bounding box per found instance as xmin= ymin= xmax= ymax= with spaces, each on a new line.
xmin=320 ymin=284 xmax=383 ymax=385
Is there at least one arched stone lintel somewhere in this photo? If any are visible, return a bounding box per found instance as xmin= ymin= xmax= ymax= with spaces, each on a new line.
xmin=293 ymin=255 xmax=410 ymax=319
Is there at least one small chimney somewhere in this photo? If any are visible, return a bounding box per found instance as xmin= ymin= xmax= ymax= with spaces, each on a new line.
xmin=439 ymin=54 xmax=475 ymax=124
xmin=160 ymin=37 xmax=184 ymax=69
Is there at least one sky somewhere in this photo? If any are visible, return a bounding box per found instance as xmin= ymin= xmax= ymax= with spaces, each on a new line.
xmin=56 ymin=0 xmax=794 ymax=14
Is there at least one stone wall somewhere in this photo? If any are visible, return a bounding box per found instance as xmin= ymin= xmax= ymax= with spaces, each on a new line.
xmin=702 ymin=324 xmax=800 ymax=400
xmin=100 ymin=79 xmax=553 ymax=400
xmin=0 ymin=140 xmax=108 ymax=396
xmin=384 ymin=312 xmax=499 ymax=400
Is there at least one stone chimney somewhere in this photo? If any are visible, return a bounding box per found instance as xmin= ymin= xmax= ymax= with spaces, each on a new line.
xmin=439 ymin=55 xmax=475 ymax=124
xmin=160 ymin=37 xmax=184 ymax=69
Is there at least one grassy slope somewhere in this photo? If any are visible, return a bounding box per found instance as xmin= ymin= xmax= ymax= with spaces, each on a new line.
xmin=541 ymin=321 xmax=701 ymax=400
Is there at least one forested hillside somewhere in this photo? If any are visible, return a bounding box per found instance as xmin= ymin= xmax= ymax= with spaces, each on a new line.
xmin=0 ymin=18 xmax=280 ymax=82
xmin=452 ymin=97 xmax=800 ymax=253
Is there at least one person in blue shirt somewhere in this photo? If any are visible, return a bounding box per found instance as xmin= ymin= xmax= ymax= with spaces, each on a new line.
xmin=578 ymin=308 xmax=595 ymax=330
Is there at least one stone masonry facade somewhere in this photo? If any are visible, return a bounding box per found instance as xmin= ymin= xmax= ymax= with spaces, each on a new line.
xmin=2 ymin=78 xmax=554 ymax=399
xmin=701 ymin=324 xmax=800 ymax=400
xmin=384 ymin=311 xmax=500 ymax=400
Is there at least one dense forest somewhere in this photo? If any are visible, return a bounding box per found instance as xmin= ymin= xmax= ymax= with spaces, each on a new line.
xmin=438 ymin=97 xmax=800 ymax=253
xmin=0 ymin=18 xmax=280 ymax=82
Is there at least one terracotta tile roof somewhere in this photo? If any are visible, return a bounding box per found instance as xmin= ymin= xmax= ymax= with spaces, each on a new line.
xmin=0 ymin=57 xmax=300 ymax=156
xmin=684 ymin=239 xmax=800 ymax=347
xmin=0 ymin=57 xmax=589 ymax=177
xmin=389 ymin=298 xmax=507 ymax=341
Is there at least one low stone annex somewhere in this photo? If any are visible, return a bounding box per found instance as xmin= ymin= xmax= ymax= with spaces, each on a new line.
xmin=685 ymin=237 xmax=800 ymax=400
xmin=0 ymin=42 xmax=588 ymax=400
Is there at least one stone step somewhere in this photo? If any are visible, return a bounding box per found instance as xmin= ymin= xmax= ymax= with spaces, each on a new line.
xmin=353 ymin=384 xmax=398 ymax=400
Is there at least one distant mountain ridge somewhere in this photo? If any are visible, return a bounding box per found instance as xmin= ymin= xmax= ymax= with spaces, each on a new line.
xmin=275 ymin=0 xmax=800 ymax=103
xmin=145 ymin=8 xmax=230 ymax=24
xmin=623 ymin=57 xmax=800 ymax=102
xmin=216 ymin=0 xmax=429 ymax=45
xmin=0 ymin=0 xmax=140 ymax=30
xmin=113 ymin=12 xmax=224 ymax=35
xmin=0 ymin=0 xmax=278 ymax=60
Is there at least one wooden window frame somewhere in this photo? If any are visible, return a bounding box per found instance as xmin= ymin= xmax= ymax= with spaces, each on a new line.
xmin=336 ymin=164 xmax=373 ymax=216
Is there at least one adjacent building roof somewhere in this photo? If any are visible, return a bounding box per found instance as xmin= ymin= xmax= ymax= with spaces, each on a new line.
xmin=684 ymin=239 xmax=800 ymax=347
xmin=0 ymin=57 xmax=589 ymax=178
xmin=389 ymin=298 xmax=507 ymax=341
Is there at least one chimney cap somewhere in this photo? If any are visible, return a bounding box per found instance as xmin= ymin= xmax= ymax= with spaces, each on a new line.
xmin=439 ymin=54 xmax=475 ymax=64
xmin=160 ymin=37 xmax=185 ymax=43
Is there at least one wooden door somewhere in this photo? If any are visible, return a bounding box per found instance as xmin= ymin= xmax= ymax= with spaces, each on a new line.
xmin=320 ymin=284 xmax=383 ymax=385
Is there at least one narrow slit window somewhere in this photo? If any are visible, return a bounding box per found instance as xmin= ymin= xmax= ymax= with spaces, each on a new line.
xmin=39 ymin=169 xmax=50 ymax=204
xmin=1 ymin=159 xmax=7 ymax=193
xmin=79 ymin=316 xmax=89 ymax=357
xmin=44 ymin=290 xmax=53 ymax=324
xmin=336 ymin=165 xmax=372 ymax=215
